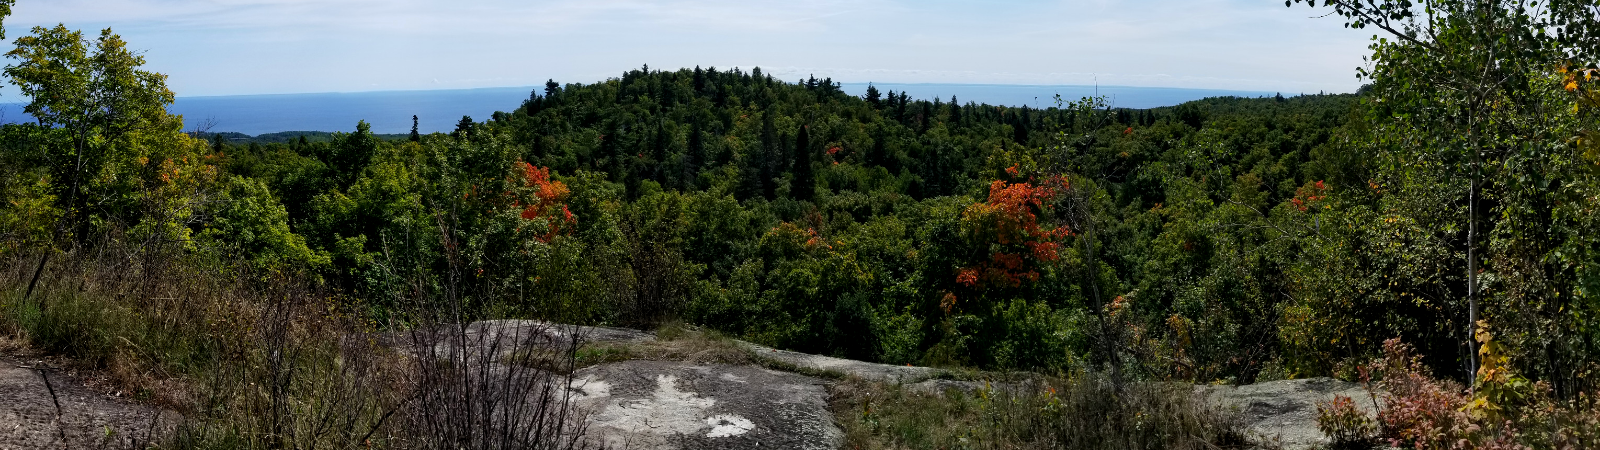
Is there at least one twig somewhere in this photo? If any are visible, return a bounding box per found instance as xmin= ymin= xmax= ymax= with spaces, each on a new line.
xmin=38 ymin=367 xmax=68 ymax=443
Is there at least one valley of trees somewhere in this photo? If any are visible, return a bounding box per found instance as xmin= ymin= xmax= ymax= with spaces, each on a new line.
xmin=2 ymin=0 xmax=1599 ymax=448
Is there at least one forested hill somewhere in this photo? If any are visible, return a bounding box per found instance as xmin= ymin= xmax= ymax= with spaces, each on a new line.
xmin=503 ymin=67 xmax=1354 ymax=204
xmin=214 ymin=65 xmax=1382 ymax=382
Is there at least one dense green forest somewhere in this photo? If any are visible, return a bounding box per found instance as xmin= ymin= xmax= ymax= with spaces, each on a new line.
xmin=212 ymin=70 xmax=1386 ymax=378
xmin=12 ymin=59 xmax=1597 ymax=383
xmin=2 ymin=0 xmax=1600 ymax=447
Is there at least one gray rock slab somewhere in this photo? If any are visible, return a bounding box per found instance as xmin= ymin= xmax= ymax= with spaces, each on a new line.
xmin=738 ymin=341 xmax=937 ymax=383
xmin=568 ymin=360 xmax=841 ymax=450
xmin=1201 ymin=377 xmax=1381 ymax=449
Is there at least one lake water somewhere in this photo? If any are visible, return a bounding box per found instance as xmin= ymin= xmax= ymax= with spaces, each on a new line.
xmin=0 ymin=84 xmax=1280 ymax=136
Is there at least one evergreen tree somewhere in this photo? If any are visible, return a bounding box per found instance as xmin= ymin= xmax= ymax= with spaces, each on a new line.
xmin=866 ymin=84 xmax=881 ymax=107
xmin=544 ymin=79 xmax=560 ymax=98
xmin=793 ymin=124 xmax=814 ymax=201
xmin=525 ymin=90 xmax=542 ymax=116
xmin=950 ymin=96 xmax=962 ymax=126
xmin=1012 ymin=109 xmax=1029 ymax=145
xmin=410 ymin=115 xmax=420 ymax=142
xmin=651 ymin=120 xmax=669 ymax=184
xmin=758 ymin=110 xmax=779 ymax=199
xmin=453 ymin=115 xmax=474 ymax=139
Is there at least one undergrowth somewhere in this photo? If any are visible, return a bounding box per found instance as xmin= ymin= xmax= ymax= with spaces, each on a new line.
xmin=830 ymin=372 xmax=1254 ymax=450
xmin=1315 ymin=337 xmax=1600 ymax=450
xmin=0 ymin=240 xmax=589 ymax=449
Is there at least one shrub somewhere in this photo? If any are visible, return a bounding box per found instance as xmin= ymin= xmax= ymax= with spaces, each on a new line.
xmin=1325 ymin=337 xmax=1600 ymax=450
xmin=1315 ymin=395 xmax=1377 ymax=450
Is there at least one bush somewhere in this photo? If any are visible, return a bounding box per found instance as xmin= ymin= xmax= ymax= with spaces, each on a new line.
xmin=1322 ymin=337 xmax=1600 ymax=450
xmin=1315 ymin=395 xmax=1377 ymax=450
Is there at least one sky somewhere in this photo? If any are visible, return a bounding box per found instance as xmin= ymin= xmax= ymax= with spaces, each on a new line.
xmin=0 ymin=0 xmax=1375 ymax=97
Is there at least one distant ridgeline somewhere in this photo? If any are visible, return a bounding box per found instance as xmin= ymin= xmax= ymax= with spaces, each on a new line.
xmin=193 ymin=131 xmax=413 ymax=144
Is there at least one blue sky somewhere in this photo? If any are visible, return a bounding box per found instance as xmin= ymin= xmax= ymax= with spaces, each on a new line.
xmin=0 ymin=0 xmax=1373 ymax=97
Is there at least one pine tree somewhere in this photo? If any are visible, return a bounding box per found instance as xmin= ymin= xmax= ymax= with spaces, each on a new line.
xmin=544 ymin=79 xmax=560 ymax=98
xmin=866 ymin=84 xmax=881 ymax=107
xmin=410 ymin=115 xmax=420 ymax=142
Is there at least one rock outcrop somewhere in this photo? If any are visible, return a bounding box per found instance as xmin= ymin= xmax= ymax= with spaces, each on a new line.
xmin=1202 ymin=377 xmax=1382 ymax=449
xmin=570 ymin=360 xmax=841 ymax=450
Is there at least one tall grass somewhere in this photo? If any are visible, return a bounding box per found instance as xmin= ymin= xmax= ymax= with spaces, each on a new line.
xmin=832 ymin=372 xmax=1253 ymax=450
xmin=0 ymin=235 xmax=591 ymax=449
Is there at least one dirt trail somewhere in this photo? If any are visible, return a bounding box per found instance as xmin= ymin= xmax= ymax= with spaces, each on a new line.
xmin=0 ymin=356 xmax=178 ymax=450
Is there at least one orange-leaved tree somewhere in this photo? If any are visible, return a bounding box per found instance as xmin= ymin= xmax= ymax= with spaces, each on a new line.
xmin=956 ymin=170 xmax=1072 ymax=292
xmin=510 ymin=162 xmax=574 ymax=243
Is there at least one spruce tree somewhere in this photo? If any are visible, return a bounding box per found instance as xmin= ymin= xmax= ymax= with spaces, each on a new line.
xmin=409 ymin=115 xmax=420 ymax=142
xmin=453 ymin=115 xmax=474 ymax=138
xmin=950 ymin=96 xmax=962 ymax=126
xmin=651 ymin=121 xmax=669 ymax=184
xmin=866 ymin=84 xmax=881 ymax=107
xmin=793 ymin=124 xmax=814 ymax=201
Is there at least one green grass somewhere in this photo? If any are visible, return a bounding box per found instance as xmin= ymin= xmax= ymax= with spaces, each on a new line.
xmin=830 ymin=373 xmax=1258 ymax=450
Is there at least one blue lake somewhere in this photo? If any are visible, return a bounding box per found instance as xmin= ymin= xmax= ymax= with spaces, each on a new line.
xmin=0 ymin=84 xmax=1282 ymax=136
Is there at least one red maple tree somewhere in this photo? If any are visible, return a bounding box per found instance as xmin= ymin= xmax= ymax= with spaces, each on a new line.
xmin=956 ymin=170 xmax=1073 ymax=289
xmin=512 ymin=162 xmax=575 ymax=242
